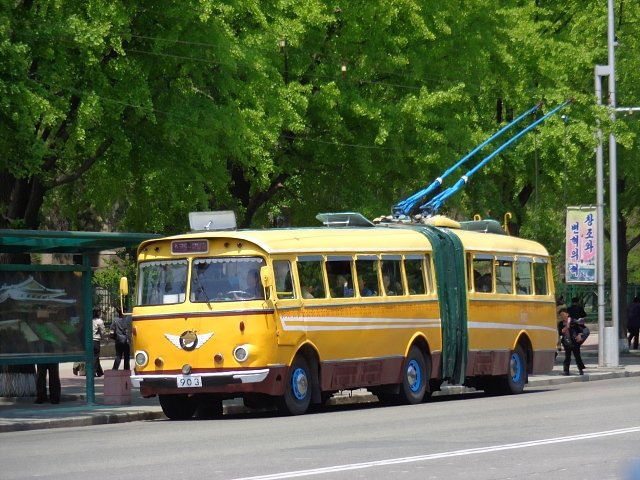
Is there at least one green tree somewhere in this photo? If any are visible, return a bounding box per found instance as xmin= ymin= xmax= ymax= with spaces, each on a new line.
xmin=2 ymin=1 xmax=639 ymax=327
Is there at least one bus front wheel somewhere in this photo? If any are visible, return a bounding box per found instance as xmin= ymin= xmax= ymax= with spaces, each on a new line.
xmin=399 ymin=346 xmax=429 ymax=404
xmin=278 ymin=355 xmax=312 ymax=416
xmin=159 ymin=394 xmax=197 ymax=420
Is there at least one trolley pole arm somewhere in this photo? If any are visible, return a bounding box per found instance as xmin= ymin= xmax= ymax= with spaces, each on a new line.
xmin=422 ymin=99 xmax=572 ymax=215
xmin=392 ymin=102 xmax=542 ymax=217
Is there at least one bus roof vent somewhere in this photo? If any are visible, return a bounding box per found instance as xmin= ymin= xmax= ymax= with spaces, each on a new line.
xmin=189 ymin=211 xmax=237 ymax=231
xmin=422 ymin=215 xmax=461 ymax=229
xmin=459 ymin=219 xmax=507 ymax=235
xmin=315 ymin=212 xmax=375 ymax=228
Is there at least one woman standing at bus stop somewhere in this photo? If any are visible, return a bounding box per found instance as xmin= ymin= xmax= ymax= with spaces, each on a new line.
xmin=92 ymin=308 xmax=105 ymax=377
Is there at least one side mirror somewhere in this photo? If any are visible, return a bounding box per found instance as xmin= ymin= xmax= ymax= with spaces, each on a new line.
xmin=119 ymin=277 xmax=129 ymax=296
xmin=260 ymin=266 xmax=274 ymax=299
xmin=119 ymin=277 xmax=129 ymax=313
xmin=260 ymin=266 xmax=273 ymax=288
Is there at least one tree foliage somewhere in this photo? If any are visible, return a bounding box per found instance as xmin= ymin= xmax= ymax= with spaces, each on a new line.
xmin=1 ymin=1 xmax=639 ymax=299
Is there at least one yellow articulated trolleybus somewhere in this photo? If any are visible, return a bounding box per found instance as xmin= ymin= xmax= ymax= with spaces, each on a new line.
xmin=123 ymin=210 xmax=557 ymax=419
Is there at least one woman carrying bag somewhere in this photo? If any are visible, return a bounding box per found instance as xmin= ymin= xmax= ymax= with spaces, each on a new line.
xmin=559 ymin=307 xmax=588 ymax=376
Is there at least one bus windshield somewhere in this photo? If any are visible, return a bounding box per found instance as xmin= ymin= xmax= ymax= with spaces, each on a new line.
xmin=138 ymin=260 xmax=188 ymax=306
xmin=191 ymin=257 xmax=266 ymax=302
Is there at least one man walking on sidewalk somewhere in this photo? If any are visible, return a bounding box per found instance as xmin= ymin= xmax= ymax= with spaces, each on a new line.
xmin=111 ymin=307 xmax=131 ymax=370
xmin=559 ymin=307 xmax=586 ymax=376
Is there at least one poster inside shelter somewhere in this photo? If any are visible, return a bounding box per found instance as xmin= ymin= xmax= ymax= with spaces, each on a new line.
xmin=0 ymin=272 xmax=84 ymax=359
xmin=565 ymin=206 xmax=597 ymax=284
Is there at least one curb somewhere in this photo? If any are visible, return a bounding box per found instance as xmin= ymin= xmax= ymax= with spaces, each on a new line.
xmin=1 ymin=367 xmax=638 ymax=433
xmin=0 ymin=410 xmax=165 ymax=433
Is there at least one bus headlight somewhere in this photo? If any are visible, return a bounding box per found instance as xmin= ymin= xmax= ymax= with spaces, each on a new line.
xmin=233 ymin=345 xmax=250 ymax=363
xmin=135 ymin=350 xmax=149 ymax=367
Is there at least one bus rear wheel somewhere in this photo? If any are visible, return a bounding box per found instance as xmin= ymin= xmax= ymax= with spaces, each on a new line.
xmin=159 ymin=394 xmax=197 ymax=420
xmin=484 ymin=344 xmax=528 ymax=395
xmin=399 ymin=346 xmax=429 ymax=404
xmin=277 ymin=355 xmax=312 ymax=416
xmin=505 ymin=344 xmax=528 ymax=394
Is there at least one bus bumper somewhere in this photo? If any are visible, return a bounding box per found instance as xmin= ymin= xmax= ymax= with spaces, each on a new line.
xmin=131 ymin=369 xmax=270 ymax=389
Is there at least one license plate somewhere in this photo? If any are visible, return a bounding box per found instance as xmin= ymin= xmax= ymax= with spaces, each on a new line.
xmin=177 ymin=375 xmax=202 ymax=388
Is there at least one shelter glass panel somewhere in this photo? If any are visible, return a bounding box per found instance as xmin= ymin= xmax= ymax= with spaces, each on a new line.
xmin=0 ymin=271 xmax=84 ymax=358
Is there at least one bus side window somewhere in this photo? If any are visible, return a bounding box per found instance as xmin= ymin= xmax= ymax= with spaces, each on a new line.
xmin=533 ymin=260 xmax=549 ymax=295
xmin=297 ymin=256 xmax=326 ymax=299
xmin=355 ymin=256 xmax=380 ymax=297
xmin=326 ymin=257 xmax=354 ymax=298
xmin=405 ymin=255 xmax=426 ymax=295
xmin=381 ymin=256 xmax=404 ymax=296
xmin=515 ymin=259 xmax=533 ymax=295
xmin=496 ymin=259 xmax=514 ymax=294
xmin=473 ymin=256 xmax=493 ymax=293
xmin=424 ymin=254 xmax=434 ymax=293
xmin=274 ymin=260 xmax=295 ymax=299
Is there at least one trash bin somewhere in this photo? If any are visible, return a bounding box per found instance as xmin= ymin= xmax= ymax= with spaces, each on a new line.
xmin=103 ymin=369 xmax=131 ymax=405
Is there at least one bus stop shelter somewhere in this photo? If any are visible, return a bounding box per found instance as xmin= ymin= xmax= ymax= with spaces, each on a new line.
xmin=0 ymin=229 xmax=159 ymax=403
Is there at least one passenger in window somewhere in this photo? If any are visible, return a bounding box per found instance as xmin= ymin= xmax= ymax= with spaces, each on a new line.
xmin=358 ymin=276 xmax=374 ymax=296
xmin=383 ymin=274 xmax=397 ymax=296
xmin=245 ymin=269 xmax=261 ymax=298
xmin=302 ymin=284 xmax=315 ymax=299
xmin=478 ymin=273 xmax=492 ymax=292
xmin=334 ymin=275 xmax=353 ymax=297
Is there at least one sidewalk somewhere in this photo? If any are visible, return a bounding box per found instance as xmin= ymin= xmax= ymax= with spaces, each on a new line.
xmin=1 ymin=334 xmax=638 ymax=433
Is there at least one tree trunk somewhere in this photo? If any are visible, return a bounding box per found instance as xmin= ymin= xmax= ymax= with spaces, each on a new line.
xmin=618 ymin=213 xmax=628 ymax=339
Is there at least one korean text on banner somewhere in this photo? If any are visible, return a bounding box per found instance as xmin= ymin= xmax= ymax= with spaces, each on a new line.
xmin=565 ymin=206 xmax=597 ymax=284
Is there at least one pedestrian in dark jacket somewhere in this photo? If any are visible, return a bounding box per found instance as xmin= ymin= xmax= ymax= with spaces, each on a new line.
xmin=567 ymin=297 xmax=587 ymax=321
xmin=111 ymin=308 xmax=131 ymax=370
xmin=627 ymin=296 xmax=640 ymax=350
xmin=559 ymin=308 xmax=586 ymax=376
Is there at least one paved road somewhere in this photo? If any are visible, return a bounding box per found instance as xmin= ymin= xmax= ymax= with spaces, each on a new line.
xmin=1 ymin=376 xmax=639 ymax=480
xmin=1 ymin=335 xmax=638 ymax=433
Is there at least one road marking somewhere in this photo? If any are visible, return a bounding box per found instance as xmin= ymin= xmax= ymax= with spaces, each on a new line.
xmin=229 ymin=426 xmax=640 ymax=480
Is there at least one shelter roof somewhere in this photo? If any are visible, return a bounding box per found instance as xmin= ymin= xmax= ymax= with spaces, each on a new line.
xmin=0 ymin=229 xmax=160 ymax=254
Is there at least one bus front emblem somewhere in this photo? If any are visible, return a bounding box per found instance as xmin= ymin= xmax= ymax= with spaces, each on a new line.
xmin=164 ymin=331 xmax=214 ymax=352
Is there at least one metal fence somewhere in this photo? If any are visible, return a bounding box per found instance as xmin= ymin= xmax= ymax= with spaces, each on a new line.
xmin=93 ymin=286 xmax=120 ymax=330
xmin=557 ymin=283 xmax=640 ymax=323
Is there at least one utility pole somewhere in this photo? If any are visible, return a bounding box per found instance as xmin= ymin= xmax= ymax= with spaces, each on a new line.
xmin=595 ymin=0 xmax=620 ymax=367
xmin=606 ymin=0 xmax=620 ymax=366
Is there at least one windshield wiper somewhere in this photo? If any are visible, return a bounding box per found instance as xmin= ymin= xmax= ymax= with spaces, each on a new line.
xmin=192 ymin=270 xmax=212 ymax=310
